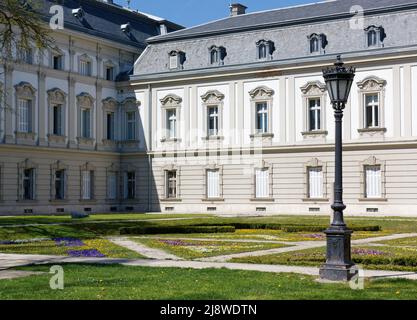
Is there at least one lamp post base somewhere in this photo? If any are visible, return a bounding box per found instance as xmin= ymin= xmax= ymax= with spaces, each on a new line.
xmin=319 ymin=228 xmax=357 ymax=282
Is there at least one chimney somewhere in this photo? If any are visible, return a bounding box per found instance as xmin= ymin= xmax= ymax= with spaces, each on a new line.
xmin=230 ymin=3 xmax=247 ymax=17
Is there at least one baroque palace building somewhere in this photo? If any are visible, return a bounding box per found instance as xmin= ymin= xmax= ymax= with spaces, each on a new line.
xmin=3 ymin=0 xmax=417 ymax=216
xmin=0 ymin=0 xmax=182 ymax=215
xmin=130 ymin=0 xmax=417 ymax=217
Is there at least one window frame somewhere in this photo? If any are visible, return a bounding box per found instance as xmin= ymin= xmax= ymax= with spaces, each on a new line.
xmin=14 ymin=82 xmax=36 ymax=140
xmin=201 ymin=90 xmax=225 ymax=140
xmin=249 ymin=86 xmax=275 ymax=139
xmin=78 ymin=54 xmax=93 ymax=77
xmin=357 ymin=76 xmax=387 ymax=135
xmin=364 ymin=25 xmax=385 ymax=48
xmin=80 ymin=162 xmax=95 ymax=201
xmin=160 ymin=94 xmax=182 ymax=143
xmin=300 ymin=81 xmax=328 ymax=138
xmin=307 ymin=33 xmax=327 ymax=54
xmin=76 ymin=92 xmax=95 ymax=144
xmin=47 ymin=88 xmax=67 ymax=141
xmin=202 ymin=164 xmax=223 ymax=201
xmin=18 ymin=159 xmax=37 ymax=202
xmin=359 ymin=156 xmax=386 ymax=201
xmin=303 ymin=158 xmax=328 ymax=202
xmin=256 ymin=40 xmax=275 ymax=60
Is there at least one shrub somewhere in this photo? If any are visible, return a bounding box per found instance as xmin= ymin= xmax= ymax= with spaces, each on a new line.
xmin=120 ymin=225 xmax=235 ymax=235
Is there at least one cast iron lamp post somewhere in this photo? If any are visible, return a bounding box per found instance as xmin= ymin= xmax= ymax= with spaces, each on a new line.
xmin=319 ymin=55 xmax=357 ymax=282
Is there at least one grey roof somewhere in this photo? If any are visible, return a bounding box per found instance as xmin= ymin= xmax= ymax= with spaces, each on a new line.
xmin=40 ymin=0 xmax=183 ymax=48
xmin=148 ymin=0 xmax=417 ymax=43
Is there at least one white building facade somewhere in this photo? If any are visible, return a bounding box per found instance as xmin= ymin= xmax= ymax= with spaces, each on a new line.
xmin=130 ymin=0 xmax=417 ymax=216
xmin=0 ymin=0 xmax=181 ymax=215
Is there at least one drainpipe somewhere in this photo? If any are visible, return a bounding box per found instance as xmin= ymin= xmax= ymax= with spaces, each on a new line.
xmin=147 ymin=84 xmax=152 ymax=212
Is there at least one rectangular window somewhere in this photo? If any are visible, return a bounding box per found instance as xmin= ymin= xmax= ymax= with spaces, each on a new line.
xmin=53 ymin=105 xmax=63 ymax=136
xmin=310 ymin=38 xmax=319 ymax=53
xmin=258 ymin=44 xmax=267 ymax=60
xmin=80 ymin=60 xmax=91 ymax=76
xmin=126 ymin=111 xmax=136 ymax=140
xmin=207 ymin=169 xmax=220 ymax=199
xmin=207 ymin=106 xmax=219 ymax=136
xmin=107 ymin=172 xmax=117 ymax=200
xmin=55 ymin=170 xmax=65 ymax=200
xmin=166 ymin=171 xmax=177 ymax=199
xmin=255 ymin=169 xmax=269 ymax=198
xmin=256 ymin=102 xmax=268 ymax=133
xmin=18 ymin=99 xmax=32 ymax=133
xmin=21 ymin=48 xmax=33 ymax=64
xmin=106 ymin=112 xmax=115 ymax=140
xmin=365 ymin=165 xmax=382 ymax=198
xmin=23 ymin=168 xmax=35 ymax=200
xmin=169 ymin=55 xmax=178 ymax=69
xmin=53 ymin=54 xmax=63 ymax=70
xmin=81 ymin=170 xmax=93 ymax=200
xmin=167 ymin=109 xmax=177 ymax=139
xmin=368 ymin=31 xmax=377 ymax=47
xmin=105 ymin=66 xmax=114 ymax=81
xmin=81 ymin=108 xmax=91 ymax=138
xmin=308 ymin=167 xmax=323 ymax=199
xmin=125 ymin=172 xmax=136 ymax=200
xmin=365 ymin=94 xmax=379 ymax=128
xmin=308 ymin=98 xmax=321 ymax=131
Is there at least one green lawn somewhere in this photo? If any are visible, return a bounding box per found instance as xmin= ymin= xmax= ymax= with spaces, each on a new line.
xmin=133 ymin=237 xmax=289 ymax=259
xmin=231 ymin=245 xmax=417 ymax=272
xmin=0 ymin=264 xmax=416 ymax=300
xmin=0 ymin=239 xmax=143 ymax=259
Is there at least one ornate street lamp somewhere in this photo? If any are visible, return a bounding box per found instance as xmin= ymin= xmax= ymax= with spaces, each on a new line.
xmin=319 ymin=55 xmax=357 ymax=282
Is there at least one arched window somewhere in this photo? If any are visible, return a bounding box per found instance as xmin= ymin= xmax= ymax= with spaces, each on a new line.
xmin=368 ymin=30 xmax=377 ymax=47
xmin=307 ymin=33 xmax=327 ymax=54
xmin=258 ymin=43 xmax=267 ymax=59
xmin=310 ymin=37 xmax=319 ymax=53
xmin=210 ymin=49 xmax=219 ymax=65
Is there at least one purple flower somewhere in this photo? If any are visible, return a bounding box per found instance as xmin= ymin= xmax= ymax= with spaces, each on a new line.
xmin=67 ymin=249 xmax=105 ymax=258
xmin=0 ymin=240 xmax=15 ymax=245
xmin=54 ymin=237 xmax=85 ymax=247
xmin=352 ymin=248 xmax=386 ymax=256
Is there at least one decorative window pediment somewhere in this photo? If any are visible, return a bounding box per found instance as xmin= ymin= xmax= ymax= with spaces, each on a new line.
xmin=121 ymin=97 xmax=140 ymax=110
xmin=76 ymin=92 xmax=95 ymax=108
xmin=15 ymin=82 xmax=36 ymax=98
xmin=18 ymin=158 xmax=37 ymax=169
xmin=47 ymin=88 xmax=67 ymax=104
xmin=357 ymin=76 xmax=387 ymax=90
xmin=51 ymin=160 xmax=68 ymax=171
xmin=160 ymin=94 xmax=182 ymax=108
xmin=249 ymin=86 xmax=275 ymax=99
xmin=80 ymin=161 xmax=95 ymax=171
xmin=300 ymin=81 xmax=327 ymax=95
xmin=201 ymin=90 xmax=225 ymax=104
xmin=102 ymin=97 xmax=118 ymax=111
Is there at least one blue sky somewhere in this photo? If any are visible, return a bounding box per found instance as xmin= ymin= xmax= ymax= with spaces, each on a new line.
xmin=114 ymin=0 xmax=317 ymax=27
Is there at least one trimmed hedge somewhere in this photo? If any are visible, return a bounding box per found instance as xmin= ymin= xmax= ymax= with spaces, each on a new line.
xmin=196 ymin=222 xmax=381 ymax=233
xmin=120 ymin=225 xmax=236 ymax=235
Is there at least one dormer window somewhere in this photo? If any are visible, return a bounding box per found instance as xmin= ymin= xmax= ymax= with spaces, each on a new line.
xmin=256 ymin=40 xmax=274 ymax=60
xmin=168 ymin=50 xmax=185 ymax=70
xmin=307 ymin=33 xmax=327 ymax=54
xmin=365 ymin=26 xmax=385 ymax=48
xmin=121 ymin=23 xmax=131 ymax=34
xmin=208 ymin=46 xmax=226 ymax=66
xmin=72 ymin=7 xmax=84 ymax=19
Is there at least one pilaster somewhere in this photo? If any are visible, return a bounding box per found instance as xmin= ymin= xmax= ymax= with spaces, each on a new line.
xmin=4 ymin=64 xmax=14 ymax=144
xmin=38 ymin=70 xmax=47 ymax=146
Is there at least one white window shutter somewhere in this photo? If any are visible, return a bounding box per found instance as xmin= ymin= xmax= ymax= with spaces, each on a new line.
xmin=366 ymin=166 xmax=381 ymax=198
xmin=309 ymin=168 xmax=323 ymax=198
xmin=107 ymin=173 xmax=117 ymax=200
xmin=82 ymin=170 xmax=91 ymax=200
xmin=207 ymin=170 xmax=220 ymax=198
xmin=256 ymin=169 xmax=269 ymax=198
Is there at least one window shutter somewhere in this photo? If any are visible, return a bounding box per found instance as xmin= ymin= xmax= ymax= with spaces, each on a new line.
xmin=82 ymin=170 xmax=91 ymax=200
xmin=309 ymin=168 xmax=323 ymax=198
xmin=207 ymin=170 xmax=220 ymax=198
xmin=124 ymin=172 xmax=128 ymax=199
xmin=256 ymin=169 xmax=269 ymax=198
xmin=107 ymin=173 xmax=117 ymax=200
xmin=366 ymin=166 xmax=381 ymax=198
